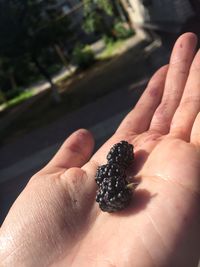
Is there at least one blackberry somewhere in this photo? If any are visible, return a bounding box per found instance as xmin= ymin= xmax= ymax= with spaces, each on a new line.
xmin=107 ymin=141 xmax=134 ymax=167
xmin=96 ymin=176 xmax=132 ymax=212
xmin=95 ymin=141 xmax=135 ymax=213
xmin=95 ymin=163 xmax=125 ymax=186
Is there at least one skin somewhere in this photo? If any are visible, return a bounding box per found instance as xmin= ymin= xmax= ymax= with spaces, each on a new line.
xmin=0 ymin=32 xmax=200 ymax=267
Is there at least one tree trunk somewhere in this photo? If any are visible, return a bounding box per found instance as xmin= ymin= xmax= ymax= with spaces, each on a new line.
xmin=118 ymin=0 xmax=135 ymax=29
xmin=32 ymin=55 xmax=61 ymax=103
xmin=54 ymin=44 xmax=73 ymax=74
xmin=112 ymin=0 xmax=127 ymax=22
xmin=54 ymin=44 xmax=68 ymax=67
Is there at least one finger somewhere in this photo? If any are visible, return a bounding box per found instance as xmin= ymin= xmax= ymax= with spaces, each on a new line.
xmin=191 ymin=112 xmax=200 ymax=145
xmin=43 ymin=129 xmax=94 ymax=171
xmin=117 ymin=65 xmax=168 ymax=134
xmin=150 ymin=32 xmax=197 ymax=134
xmin=170 ymin=49 xmax=200 ymax=140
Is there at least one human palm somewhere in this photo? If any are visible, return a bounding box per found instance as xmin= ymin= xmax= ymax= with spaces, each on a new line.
xmin=1 ymin=33 xmax=200 ymax=267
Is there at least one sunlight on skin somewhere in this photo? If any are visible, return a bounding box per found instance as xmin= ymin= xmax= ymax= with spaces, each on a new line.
xmin=0 ymin=33 xmax=200 ymax=267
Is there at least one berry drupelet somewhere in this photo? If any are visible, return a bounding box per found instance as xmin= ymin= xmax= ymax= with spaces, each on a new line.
xmin=106 ymin=140 xmax=134 ymax=168
xmin=95 ymin=163 xmax=125 ymax=186
xmin=96 ymin=176 xmax=132 ymax=212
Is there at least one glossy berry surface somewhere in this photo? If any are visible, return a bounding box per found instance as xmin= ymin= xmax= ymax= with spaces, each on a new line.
xmin=106 ymin=140 xmax=134 ymax=168
xmin=96 ymin=176 xmax=132 ymax=212
xmin=95 ymin=163 xmax=125 ymax=186
xmin=95 ymin=140 xmax=134 ymax=213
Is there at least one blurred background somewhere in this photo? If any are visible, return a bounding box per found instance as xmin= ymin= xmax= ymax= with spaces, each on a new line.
xmin=0 ymin=0 xmax=200 ymax=227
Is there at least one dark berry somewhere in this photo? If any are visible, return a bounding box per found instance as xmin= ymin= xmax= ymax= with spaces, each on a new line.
xmin=95 ymin=141 xmax=135 ymax=213
xmin=107 ymin=141 xmax=134 ymax=167
xmin=95 ymin=163 xmax=125 ymax=186
xmin=96 ymin=176 xmax=132 ymax=212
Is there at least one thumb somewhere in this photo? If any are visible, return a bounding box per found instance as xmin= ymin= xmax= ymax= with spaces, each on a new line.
xmin=42 ymin=129 xmax=94 ymax=172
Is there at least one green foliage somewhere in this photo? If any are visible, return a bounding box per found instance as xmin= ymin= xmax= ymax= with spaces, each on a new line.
xmin=0 ymin=0 xmax=73 ymax=98
xmin=103 ymin=34 xmax=115 ymax=45
xmin=113 ymin=21 xmax=134 ymax=39
xmin=96 ymin=0 xmax=113 ymax=16
xmin=4 ymin=88 xmax=23 ymax=101
xmin=83 ymin=12 xmax=101 ymax=34
xmin=72 ymin=44 xmax=95 ymax=69
xmin=83 ymin=0 xmax=114 ymax=35
xmin=98 ymin=39 xmax=123 ymax=60
xmin=5 ymin=90 xmax=33 ymax=108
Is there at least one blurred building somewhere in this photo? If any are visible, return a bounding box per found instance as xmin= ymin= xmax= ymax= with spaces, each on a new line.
xmin=121 ymin=0 xmax=199 ymax=40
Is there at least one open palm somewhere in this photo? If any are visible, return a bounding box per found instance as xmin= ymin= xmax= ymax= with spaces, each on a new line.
xmin=1 ymin=33 xmax=200 ymax=267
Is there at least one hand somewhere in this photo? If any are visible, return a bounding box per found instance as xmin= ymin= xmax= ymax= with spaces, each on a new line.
xmin=1 ymin=33 xmax=200 ymax=267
